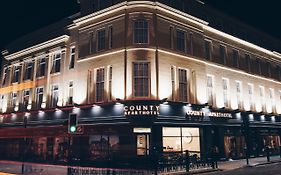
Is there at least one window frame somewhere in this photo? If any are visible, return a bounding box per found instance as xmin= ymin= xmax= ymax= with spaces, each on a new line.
xmin=132 ymin=62 xmax=150 ymax=98
xmin=133 ymin=19 xmax=149 ymax=44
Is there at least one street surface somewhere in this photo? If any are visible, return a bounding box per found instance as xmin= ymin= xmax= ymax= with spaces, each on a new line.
xmin=201 ymin=162 xmax=281 ymax=175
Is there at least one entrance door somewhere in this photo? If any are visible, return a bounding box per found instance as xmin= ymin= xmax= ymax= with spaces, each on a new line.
xmin=137 ymin=134 xmax=150 ymax=156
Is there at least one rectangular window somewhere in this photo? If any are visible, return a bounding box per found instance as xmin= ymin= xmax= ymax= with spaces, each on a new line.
xmin=259 ymin=86 xmax=266 ymax=112
xmin=108 ymin=26 xmax=113 ymax=49
xmin=36 ymin=87 xmax=44 ymax=109
xmin=51 ymin=52 xmax=61 ymax=73
xmin=207 ymin=75 xmax=214 ymax=105
xmin=248 ymin=84 xmax=254 ymax=111
xmin=178 ymin=69 xmax=188 ymax=102
xmin=236 ymin=81 xmax=242 ymax=109
xmin=204 ymin=40 xmax=212 ymax=60
xmin=51 ymin=85 xmax=59 ymax=108
xmin=232 ymin=49 xmax=239 ymax=68
xmin=97 ymin=29 xmax=106 ymax=51
xmin=96 ymin=68 xmax=105 ymax=102
xmin=219 ymin=45 xmax=227 ymax=64
xmin=23 ymin=89 xmax=30 ymax=109
xmin=2 ymin=67 xmax=10 ymax=86
xmin=37 ymin=57 xmax=46 ymax=77
xmin=170 ymin=26 xmax=174 ymax=49
xmin=108 ymin=66 xmax=113 ymax=101
xmin=188 ymin=33 xmax=193 ymax=55
xmin=68 ymin=81 xmax=73 ymax=105
xmin=134 ymin=20 xmax=148 ymax=44
xmin=11 ymin=92 xmax=17 ymax=109
xmin=24 ymin=62 xmax=33 ymax=80
xmin=13 ymin=66 xmax=21 ymax=83
xmin=256 ymin=58 xmax=261 ymax=75
xmin=176 ymin=29 xmax=185 ymax=52
xmin=171 ymin=66 xmax=175 ymax=101
xmin=133 ymin=62 xmax=150 ymax=97
xmin=269 ymin=88 xmax=275 ymax=113
xmin=69 ymin=47 xmax=75 ymax=69
xmin=0 ymin=95 xmax=4 ymax=112
xmin=245 ymin=54 xmax=251 ymax=72
xmin=222 ymin=78 xmax=229 ymax=108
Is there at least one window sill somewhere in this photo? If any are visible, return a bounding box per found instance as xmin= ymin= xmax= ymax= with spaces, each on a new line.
xmin=51 ymin=72 xmax=61 ymax=76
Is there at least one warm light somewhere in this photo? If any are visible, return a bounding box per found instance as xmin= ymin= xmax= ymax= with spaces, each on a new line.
xmin=41 ymin=102 xmax=46 ymax=109
xmin=14 ymin=106 xmax=19 ymax=112
xmin=27 ymin=104 xmax=32 ymax=110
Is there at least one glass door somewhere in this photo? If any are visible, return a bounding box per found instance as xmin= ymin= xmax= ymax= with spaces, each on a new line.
xmin=137 ymin=134 xmax=150 ymax=156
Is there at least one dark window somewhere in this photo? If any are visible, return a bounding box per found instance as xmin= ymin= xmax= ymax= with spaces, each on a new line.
xmin=109 ymin=26 xmax=113 ymax=49
xmin=232 ymin=49 xmax=239 ymax=67
xmin=176 ymin=29 xmax=185 ymax=52
xmin=133 ymin=62 xmax=150 ymax=97
xmin=97 ymin=29 xmax=106 ymax=51
xmin=24 ymin=62 xmax=33 ymax=80
xmin=51 ymin=85 xmax=59 ymax=108
xmin=13 ymin=66 xmax=21 ymax=83
xmin=69 ymin=47 xmax=75 ymax=69
xmin=170 ymin=26 xmax=174 ymax=49
xmin=267 ymin=62 xmax=271 ymax=77
xmin=51 ymin=53 xmax=61 ymax=73
xmin=256 ymin=58 xmax=261 ymax=75
xmin=11 ymin=92 xmax=17 ymax=109
xmin=37 ymin=57 xmax=46 ymax=77
xmin=245 ymin=54 xmax=251 ymax=72
xmin=188 ymin=33 xmax=193 ymax=55
xmin=204 ymin=40 xmax=212 ymax=60
xmin=36 ymin=87 xmax=44 ymax=109
xmin=171 ymin=66 xmax=175 ymax=100
xmin=96 ymin=68 xmax=105 ymax=102
xmin=23 ymin=89 xmax=30 ymax=109
xmin=134 ymin=20 xmax=148 ymax=44
xmin=219 ymin=45 xmax=226 ymax=64
xmin=178 ymin=69 xmax=188 ymax=102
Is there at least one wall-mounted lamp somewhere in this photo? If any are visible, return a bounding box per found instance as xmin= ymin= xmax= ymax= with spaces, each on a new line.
xmin=161 ymin=98 xmax=168 ymax=105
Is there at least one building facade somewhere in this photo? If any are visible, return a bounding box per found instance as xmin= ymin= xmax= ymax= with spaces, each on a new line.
xmin=1 ymin=0 xmax=281 ymax=166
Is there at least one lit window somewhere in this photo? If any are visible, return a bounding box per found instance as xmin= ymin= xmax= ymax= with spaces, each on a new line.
xmin=36 ymin=87 xmax=44 ymax=109
xmin=69 ymin=47 xmax=75 ymax=69
xmin=50 ymin=85 xmax=59 ymax=107
xmin=207 ymin=75 xmax=214 ymax=105
xmin=133 ymin=62 xmax=150 ymax=97
xmin=11 ymin=92 xmax=17 ymax=109
xmin=0 ymin=95 xmax=4 ymax=112
xmin=97 ymin=29 xmax=106 ymax=51
xmin=248 ymin=84 xmax=254 ymax=111
xmin=269 ymin=88 xmax=275 ymax=113
xmin=24 ymin=62 xmax=33 ymax=80
xmin=134 ymin=20 xmax=148 ymax=44
xmin=178 ymin=69 xmax=188 ymax=102
xmin=23 ymin=89 xmax=30 ymax=109
xmin=108 ymin=66 xmax=112 ymax=101
xmin=259 ymin=86 xmax=266 ymax=112
xmin=204 ymin=40 xmax=212 ymax=60
xmin=171 ymin=66 xmax=175 ymax=100
xmin=222 ymin=78 xmax=229 ymax=108
xmin=37 ymin=57 xmax=46 ymax=77
xmin=51 ymin=52 xmax=61 ymax=73
xmin=68 ymin=81 xmax=73 ymax=105
xmin=176 ymin=29 xmax=185 ymax=52
xmin=236 ymin=81 xmax=242 ymax=109
xmin=96 ymin=68 xmax=105 ymax=102
xmin=2 ymin=67 xmax=10 ymax=86
xmin=13 ymin=66 xmax=21 ymax=83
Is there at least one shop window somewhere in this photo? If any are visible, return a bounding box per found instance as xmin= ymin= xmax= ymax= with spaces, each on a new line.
xmin=204 ymin=40 xmax=212 ymax=61
xmin=89 ymin=135 xmax=119 ymax=160
xmin=162 ymin=127 xmax=200 ymax=153
xmin=51 ymin=52 xmax=61 ymax=74
xmin=50 ymin=85 xmax=59 ymax=108
xmin=134 ymin=19 xmax=148 ymax=44
xmin=207 ymin=75 xmax=214 ymax=106
xmin=97 ymin=29 xmax=106 ymax=51
xmin=36 ymin=87 xmax=44 ymax=109
xmin=24 ymin=62 xmax=33 ymax=80
xmin=69 ymin=46 xmax=75 ymax=69
xmin=53 ymin=137 xmax=69 ymax=162
xmin=224 ymin=135 xmax=246 ymax=159
xmin=133 ymin=62 xmax=150 ymax=97
xmin=96 ymin=68 xmax=105 ymax=102
xmin=37 ymin=57 xmax=46 ymax=77
xmin=176 ymin=29 xmax=185 ymax=52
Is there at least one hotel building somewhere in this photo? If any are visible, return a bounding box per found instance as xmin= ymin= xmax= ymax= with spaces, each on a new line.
xmin=0 ymin=0 xmax=281 ymax=166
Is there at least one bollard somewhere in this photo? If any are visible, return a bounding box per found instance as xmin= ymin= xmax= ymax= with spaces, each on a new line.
xmin=185 ymin=150 xmax=190 ymax=172
xmin=279 ymin=146 xmax=281 ymax=158
xmin=266 ymin=147 xmax=270 ymax=162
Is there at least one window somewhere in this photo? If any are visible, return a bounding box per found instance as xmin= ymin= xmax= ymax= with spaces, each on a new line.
xmin=178 ymin=69 xmax=188 ymax=102
xmin=204 ymin=40 xmax=212 ymax=60
xmin=134 ymin=20 xmax=148 ymax=44
xmin=36 ymin=87 xmax=44 ymax=109
xmin=176 ymin=29 xmax=185 ymax=52
xmin=269 ymin=88 xmax=275 ymax=113
xmin=0 ymin=95 xmax=4 ymax=112
xmin=108 ymin=66 xmax=113 ymax=101
xmin=219 ymin=45 xmax=227 ymax=64
xmin=50 ymin=85 xmax=59 ymax=108
xmin=259 ymin=86 xmax=265 ymax=112
xmin=96 ymin=68 xmax=105 ymax=102
xmin=68 ymin=81 xmax=73 ymax=105
xmin=236 ymin=81 xmax=242 ymax=109
xmin=24 ymin=62 xmax=33 ymax=80
xmin=37 ymin=57 xmax=46 ymax=77
xmin=97 ymin=29 xmax=106 ymax=51
xmin=23 ymin=89 xmax=30 ymax=109
xmin=256 ymin=58 xmax=261 ymax=75
xmin=267 ymin=62 xmax=271 ymax=77
xmin=108 ymin=26 xmax=113 ymax=49
xmin=222 ymin=78 xmax=229 ymax=108
xmin=133 ymin=62 xmax=150 ymax=97
xmin=51 ymin=52 xmax=61 ymax=73
xmin=69 ymin=47 xmax=75 ymax=69
xmin=11 ymin=92 xmax=17 ymax=109
xmin=207 ymin=75 xmax=214 ymax=105
xmin=171 ymin=66 xmax=175 ymax=100
xmin=188 ymin=33 xmax=193 ymax=55
xmin=248 ymin=84 xmax=254 ymax=111
xmin=162 ymin=127 xmax=200 ymax=153
xmin=245 ymin=54 xmax=251 ymax=72
xmin=2 ymin=67 xmax=10 ymax=86
xmin=170 ymin=26 xmax=174 ymax=49
xmin=13 ymin=66 xmax=21 ymax=83
xmin=232 ymin=49 xmax=239 ymax=68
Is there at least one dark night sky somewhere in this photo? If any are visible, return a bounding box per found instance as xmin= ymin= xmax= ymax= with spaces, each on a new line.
xmin=0 ymin=0 xmax=280 ymax=52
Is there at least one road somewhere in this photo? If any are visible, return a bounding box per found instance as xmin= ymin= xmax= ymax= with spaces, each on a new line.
xmin=201 ymin=162 xmax=281 ymax=175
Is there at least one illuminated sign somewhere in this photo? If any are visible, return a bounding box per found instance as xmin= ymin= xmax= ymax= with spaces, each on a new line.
xmin=124 ymin=105 xmax=160 ymax=116
xmin=186 ymin=110 xmax=232 ymax=118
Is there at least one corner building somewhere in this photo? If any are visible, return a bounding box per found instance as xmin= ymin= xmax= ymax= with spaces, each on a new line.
xmin=1 ymin=0 xmax=281 ymax=166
